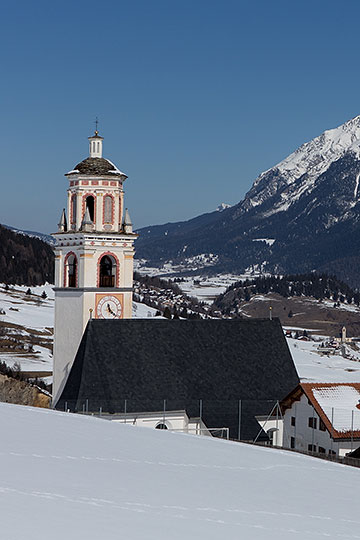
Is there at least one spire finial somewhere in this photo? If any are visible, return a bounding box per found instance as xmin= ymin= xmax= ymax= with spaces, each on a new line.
xmin=95 ymin=116 xmax=99 ymax=136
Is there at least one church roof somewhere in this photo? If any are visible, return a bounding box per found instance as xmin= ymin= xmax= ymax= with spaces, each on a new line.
xmin=66 ymin=157 xmax=127 ymax=178
xmin=56 ymin=318 xmax=299 ymax=440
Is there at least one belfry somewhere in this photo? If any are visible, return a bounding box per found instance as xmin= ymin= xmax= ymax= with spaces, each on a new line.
xmin=52 ymin=129 xmax=136 ymax=404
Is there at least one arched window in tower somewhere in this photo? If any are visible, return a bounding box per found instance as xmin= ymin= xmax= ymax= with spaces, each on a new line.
xmin=71 ymin=194 xmax=77 ymax=224
xmin=103 ymin=195 xmax=113 ymax=224
xmin=65 ymin=253 xmax=77 ymax=288
xmin=85 ymin=195 xmax=95 ymax=222
xmin=99 ymin=255 xmax=116 ymax=287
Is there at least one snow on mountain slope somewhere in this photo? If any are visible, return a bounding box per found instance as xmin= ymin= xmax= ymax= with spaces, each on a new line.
xmin=2 ymin=402 xmax=360 ymax=540
xmin=243 ymin=115 xmax=360 ymax=215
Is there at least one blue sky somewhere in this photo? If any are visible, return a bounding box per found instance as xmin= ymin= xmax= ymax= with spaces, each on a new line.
xmin=1 ymin=0 xmax=360 ymax=232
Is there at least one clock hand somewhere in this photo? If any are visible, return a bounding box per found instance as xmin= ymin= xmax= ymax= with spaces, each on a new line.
xmin=107 ymin=303 xmax=116 ymax=316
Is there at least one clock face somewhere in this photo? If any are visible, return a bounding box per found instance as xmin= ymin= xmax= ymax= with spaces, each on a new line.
xmin=96 ymin=295 xmax=122 ymax=319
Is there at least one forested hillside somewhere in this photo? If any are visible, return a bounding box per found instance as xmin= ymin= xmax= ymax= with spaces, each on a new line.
xmin=212 ymin=273 xmax=358 ymax=315
xmin=0 ymin=225 xmax=54 ymax=285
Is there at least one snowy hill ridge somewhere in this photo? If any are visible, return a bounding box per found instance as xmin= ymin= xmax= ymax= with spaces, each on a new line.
xmin=2 ymin=402 xmax=360 ymax=539
xmin=240 ymin=115 xmax=360 ymax=216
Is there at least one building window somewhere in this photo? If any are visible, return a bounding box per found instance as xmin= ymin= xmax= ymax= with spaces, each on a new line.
xmin=97 ymin=141 xmax=100 ymax=152
xmin=65 ymin=254 xmax=77 ymax=288
xmin=99 ymin=255 xmax=116 ymax=287
xmin=319 ymin=419 xmax=326 ymax=432
xmin=103 ymin=195 xmax=113 ymax=223
xmin=308 ymin=444 xmax=317 ymax=452
xmin=85 ymin=195 xmax=95 ymax=222
xmin=71 ymin=194 xmax=77 ymax=224
xmin=155 ymin=423 xmax=168 ymax=430
xmin=291 ymin=416 xmax=296 ymax=427
xmin=290 ymin=437 xmax=295 ymax=449
xmin=318 ymin=447 xmax=326 ymax=454
xmin=308 ymin=417 xmax=317 ymax=429
xmin=328 ymin=449 xmax=336 ymax=456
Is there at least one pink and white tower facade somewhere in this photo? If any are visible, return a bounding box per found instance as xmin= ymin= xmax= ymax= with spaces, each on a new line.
xmin=52 ymin=130 xmax=136 ymax=405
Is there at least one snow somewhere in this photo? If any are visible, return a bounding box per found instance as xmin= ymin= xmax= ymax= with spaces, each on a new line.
xmin=105 ymin=158 xmax=127 ymax=177
xmin=252 ymin=238 xmax=276 ymax=246
xmin=354 ymin=172 xmax=360 ymax=199
xmin=267 ymin=115 xmax=360 ymax=185
xmin=248 ymin=115 xmax=360 ymax=216
xmin=0 ymin=284 xmax=54 ymax=328
xmin=287 ymin=337 xmax=360 ymax=383
xmin=312 ymin=385 xmax=360 ymax=432
xmin=132 ymin=301 xmax=162 ymax=318
xmin=2 ymin=402 xmax=360 ymax=540
xmin=216 ymin=202 xmax=231 ymax=212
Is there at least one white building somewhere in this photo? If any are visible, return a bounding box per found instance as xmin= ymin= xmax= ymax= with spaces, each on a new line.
xmin=257 ymin=382 xmax=360 ymax=457
xmin=52 ymin=129 xmax=136 ymax=405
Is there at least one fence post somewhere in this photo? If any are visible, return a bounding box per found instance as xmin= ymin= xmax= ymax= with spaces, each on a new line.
xmin=124 ymin=399 xmax=127 ymax=424
xmin=238 ymin=400 xmax=242 ymax=441
xmin=199 ymin=399 xmax=203 ymax=435
xmin=86 ymin=399 xmax=89 ymax=413
xmin=331 ymin=407 xmax=334 ymax=455
xmin=163 ymin=399 xmax=166 ymax=425
xmin=351 ymin=409 xmax=354 ymax=452
xmin=99 ymin=406 xmax=102 ymax=418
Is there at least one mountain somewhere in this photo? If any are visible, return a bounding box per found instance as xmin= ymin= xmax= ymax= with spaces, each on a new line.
xmin=135 ymin=116 xmax=360 ymax=287
xmin=0 ymin=224 xmax=54 ymax=285
xmin=3 ymin=225 xmax=55 ymax=245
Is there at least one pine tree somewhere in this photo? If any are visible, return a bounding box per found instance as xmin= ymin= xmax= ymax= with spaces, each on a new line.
xmin=163 ymin=307 xmax=172 ymax=319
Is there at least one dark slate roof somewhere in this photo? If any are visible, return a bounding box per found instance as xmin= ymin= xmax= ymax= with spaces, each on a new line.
xmin=66 ymin=157 xmax=127 ymax=177
xmin=56 ymin=318 xmax=299 ymax=440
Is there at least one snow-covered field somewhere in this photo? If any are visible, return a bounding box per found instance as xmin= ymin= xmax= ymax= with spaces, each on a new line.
xmin=2 ymin=402 xmax=360 ymax=540
xmin=287 ymin=337 xmax=360 ymax=383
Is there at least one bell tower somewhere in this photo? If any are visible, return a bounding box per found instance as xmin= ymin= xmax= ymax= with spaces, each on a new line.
xmin=52 ymin=129 xmax=137 ymax=405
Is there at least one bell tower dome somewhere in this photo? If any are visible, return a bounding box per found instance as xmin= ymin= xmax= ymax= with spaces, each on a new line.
xmin=52 ymin=129 xmax=137 ymax=405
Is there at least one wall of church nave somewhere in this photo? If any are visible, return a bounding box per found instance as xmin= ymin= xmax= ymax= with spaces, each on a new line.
xmin=53 ymin=290 xmax=88 ymax=405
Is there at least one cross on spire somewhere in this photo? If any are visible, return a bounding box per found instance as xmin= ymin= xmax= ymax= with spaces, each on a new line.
xmin=95 ymin=117 xmax=99 ymax=136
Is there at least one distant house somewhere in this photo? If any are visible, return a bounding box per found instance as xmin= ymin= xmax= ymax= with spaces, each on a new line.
xmin=55 ymin=318 xmax=299 ymax=441
xmin=257 ymin=382 xmax=360 ymax=456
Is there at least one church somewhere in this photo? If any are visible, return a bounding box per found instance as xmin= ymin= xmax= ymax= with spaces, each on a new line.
xmin=52 ymin=130 xmax=299 ymax=441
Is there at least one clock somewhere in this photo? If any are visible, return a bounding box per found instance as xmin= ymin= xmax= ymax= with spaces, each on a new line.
xmin=96 ymin=295 xmax=122 ymax=319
